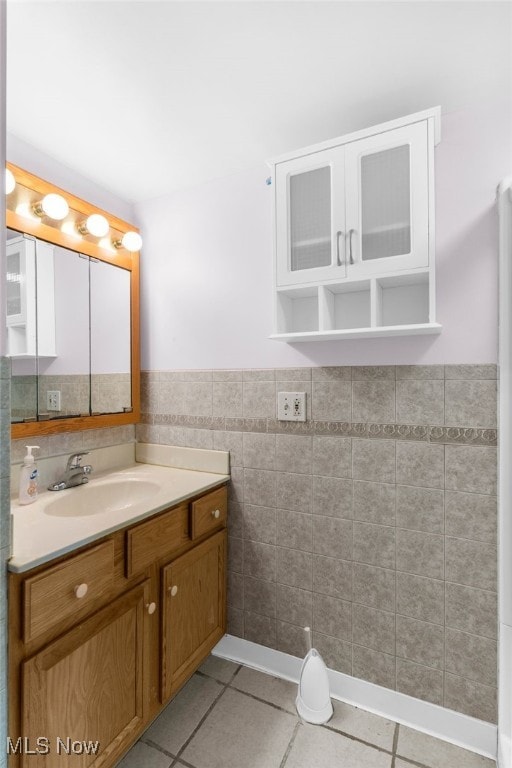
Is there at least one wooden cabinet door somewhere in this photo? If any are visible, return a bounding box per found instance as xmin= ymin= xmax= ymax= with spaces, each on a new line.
xmin=162 ymin=530 xmax=226 ymax=700
xmin=20 ymin=581 xmax=151 ymax=768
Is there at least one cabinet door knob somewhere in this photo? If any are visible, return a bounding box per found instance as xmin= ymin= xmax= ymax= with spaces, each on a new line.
xmin=146 ymin=602 xmax=156 ymax=615
xmin=74 ymin=583 xmax=88 ymax=599
xmin=169 ymin=585 xmax=178 ymax=597
xmin=211 ymin=509 xmax=221 ymax=519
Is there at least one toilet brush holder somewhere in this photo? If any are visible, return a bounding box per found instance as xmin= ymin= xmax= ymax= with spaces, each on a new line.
xmin=296 ymin=626 xmax=333 ymax=724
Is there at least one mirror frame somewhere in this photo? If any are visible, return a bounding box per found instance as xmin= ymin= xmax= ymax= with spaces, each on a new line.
xmin=6 ymin=163 xmax=140 ymax=438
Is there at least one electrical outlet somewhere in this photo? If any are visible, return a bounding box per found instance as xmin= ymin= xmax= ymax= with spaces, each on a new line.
xmin=47 ymin=390 xmax=61 ymax=411
xmin=277 ymin=391 xmax=306 ymax=422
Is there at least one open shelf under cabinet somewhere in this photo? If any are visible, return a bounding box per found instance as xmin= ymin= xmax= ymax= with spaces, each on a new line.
xmin=273 ymin=271 xmax=441 ymax=341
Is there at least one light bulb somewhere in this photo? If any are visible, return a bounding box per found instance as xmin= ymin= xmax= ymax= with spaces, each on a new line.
xmin=121 ymin=231 xmax=142 ymax=252
xmin=5 ymin=168 xmax=15 ymax=194
xmin=39 ymin=193 xmax=69 ymax=221
xmin=80 ymin=213 xmax=109 ymax=238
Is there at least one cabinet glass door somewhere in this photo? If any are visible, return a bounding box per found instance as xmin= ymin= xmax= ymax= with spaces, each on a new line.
xmin=6 ymin=249 xmax=22 ymax=320
xmin=290 ymin=166 xmax=331 ymax=272
xmin=361 ymin=144 xmax=411 ymax=261
xmin=345 ymin=121 xmax=429 ymax=277
xmin=276 ymin=149 xmax=345 ymax=286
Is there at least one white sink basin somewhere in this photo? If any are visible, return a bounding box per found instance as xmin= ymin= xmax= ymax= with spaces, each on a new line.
xmin=44 ymin=478 xmax=161 ymax=517
xmin=10 ymin=458 xmax=230 ymax=573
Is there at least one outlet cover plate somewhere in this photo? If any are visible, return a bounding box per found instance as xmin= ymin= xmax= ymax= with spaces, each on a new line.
xmin=47 ymin=390 xmax=61 ymax=411
xmin=277 ymin=392 xmax=306 ymax=422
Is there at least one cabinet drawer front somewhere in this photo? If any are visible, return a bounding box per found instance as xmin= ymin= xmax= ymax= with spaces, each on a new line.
xmin=190 ymin=486 xmax=227 ymax=540
xmin=126 ymin=504 xmax=189 ymax=577
xmin=23 ymin=541 xmax=115 ymax=644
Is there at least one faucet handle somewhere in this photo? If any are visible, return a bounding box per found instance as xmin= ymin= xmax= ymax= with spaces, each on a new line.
xmin=66 ymin=451 xmax=90 ymax=470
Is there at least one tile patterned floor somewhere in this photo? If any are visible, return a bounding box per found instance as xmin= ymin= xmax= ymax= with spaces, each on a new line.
xmin=117 ymin=656 xmax=496 ymax=768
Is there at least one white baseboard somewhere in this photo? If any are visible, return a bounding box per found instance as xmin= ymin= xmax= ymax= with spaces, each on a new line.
xmin=213 ymin=635 xmax=497 ymax=761
xmin=499 ymin=734 xmax=511 ymax=768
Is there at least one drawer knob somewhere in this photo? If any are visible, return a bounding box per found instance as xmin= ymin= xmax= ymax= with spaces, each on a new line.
xmin=146 ymin=602 xmax=156 ymax=615
xmin=211 ymin=509 xmax=221 ymax=519
xmin=169 ymin=585 xmax=178 ymax=597
xmin=74 ymin=583 xmax=88 ymax=599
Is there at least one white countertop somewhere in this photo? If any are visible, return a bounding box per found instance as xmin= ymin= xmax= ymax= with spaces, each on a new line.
xmin=9 ymin=461 xmax=229 ymax=573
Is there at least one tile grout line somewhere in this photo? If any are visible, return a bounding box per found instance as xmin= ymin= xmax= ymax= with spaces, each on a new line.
xmin=226 ymin=676 xmax=397 ymax=759
xmin=279 ymin=721 xmax=302 ymax=768
xmin=168 ymin=669 xmax=236 ymax=765
xmin=392 ymin=722 xmax=400 ymax=761
xmin=394 ymin=756 xmax=441 ymax=768
xmin=227 ymin=679 xmax=298 ymax=717
xmin=170 ymin=756 xmax=197 ymax=768
xmin=140 ymin=738 xmax=177 ymax=761
xmin=320 ymin=721 xmax=395 ymax=757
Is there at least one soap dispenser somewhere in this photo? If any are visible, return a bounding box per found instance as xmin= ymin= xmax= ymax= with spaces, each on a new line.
xmin=19 ymin=445 xmax=40 ymax=505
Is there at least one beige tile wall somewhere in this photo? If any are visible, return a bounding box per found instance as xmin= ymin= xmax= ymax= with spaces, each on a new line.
xmin=141 ymin=364 xmax=498 ymax=722
xmin=10 ymin=424 xmax=136 ymax=472
xmin=11 ymin=373 xmax=131 ymax=420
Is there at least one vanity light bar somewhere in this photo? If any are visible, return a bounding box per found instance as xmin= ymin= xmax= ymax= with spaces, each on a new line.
xmin=5 ymin=168 xmax=15 ymax=195
xmin=5 ymin=166 xmax=142 ymax=252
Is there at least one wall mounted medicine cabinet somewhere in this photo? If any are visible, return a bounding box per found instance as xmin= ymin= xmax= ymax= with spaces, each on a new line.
xmin=5 ymin=164 xmax=140 ymax=437
xmin=268 ymin=107 xmax=442 ymax=341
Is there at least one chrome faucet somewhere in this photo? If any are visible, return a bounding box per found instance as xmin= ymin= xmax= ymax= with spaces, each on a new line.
xmin=48 ymin=452 xmax=93 ymax=491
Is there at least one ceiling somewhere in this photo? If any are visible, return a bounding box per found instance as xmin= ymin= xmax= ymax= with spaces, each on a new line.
xmin=6 ymin=1 xmax=510 ymax=204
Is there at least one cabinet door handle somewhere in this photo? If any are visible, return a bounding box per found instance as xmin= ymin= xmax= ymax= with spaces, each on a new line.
xmin=146 ymin=602 xmax=156 ymax=615
xmin=348 ymin=229 xmax=355 ymax=265
xmin=169 ymin=585 xmax=178 ymax=597
xmin=336 ymin=231 xmax=344 ymax=266
xmin=211 ymin=509 xmax=221 ymax=519
xmin=74 ymin=583 xmax=88 ymax=599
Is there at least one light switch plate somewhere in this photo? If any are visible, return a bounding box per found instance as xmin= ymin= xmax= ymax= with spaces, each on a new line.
xmin=277 ymin=392 xmax=306 ymax=422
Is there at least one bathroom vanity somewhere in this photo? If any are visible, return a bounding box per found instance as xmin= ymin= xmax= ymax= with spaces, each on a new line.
xmin=7 ymin=458 xmax=228 ymax=767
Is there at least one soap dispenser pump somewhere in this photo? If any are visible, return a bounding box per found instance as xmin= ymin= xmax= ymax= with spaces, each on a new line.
xmin=19 ymin=445 xmax=40 ymax=505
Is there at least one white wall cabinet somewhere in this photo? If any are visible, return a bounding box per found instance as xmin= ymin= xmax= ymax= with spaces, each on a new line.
xmin=6 ymin=235 xmax=56 ymax=357
xmin=269 ymin=107 xmax=441 ymax=341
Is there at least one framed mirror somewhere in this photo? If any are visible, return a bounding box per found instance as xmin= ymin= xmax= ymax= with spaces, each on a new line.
xmin=6 ymin=164 xmax=140 ymax=438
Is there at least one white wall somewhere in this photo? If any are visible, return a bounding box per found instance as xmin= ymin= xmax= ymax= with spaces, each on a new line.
xmin=6 ymin=139 xmax=136 ymax=376
xmin=136 ymin=101 xmax=511 ymax=370
xmin=7 ymin=133 xmax=135 ymax=224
